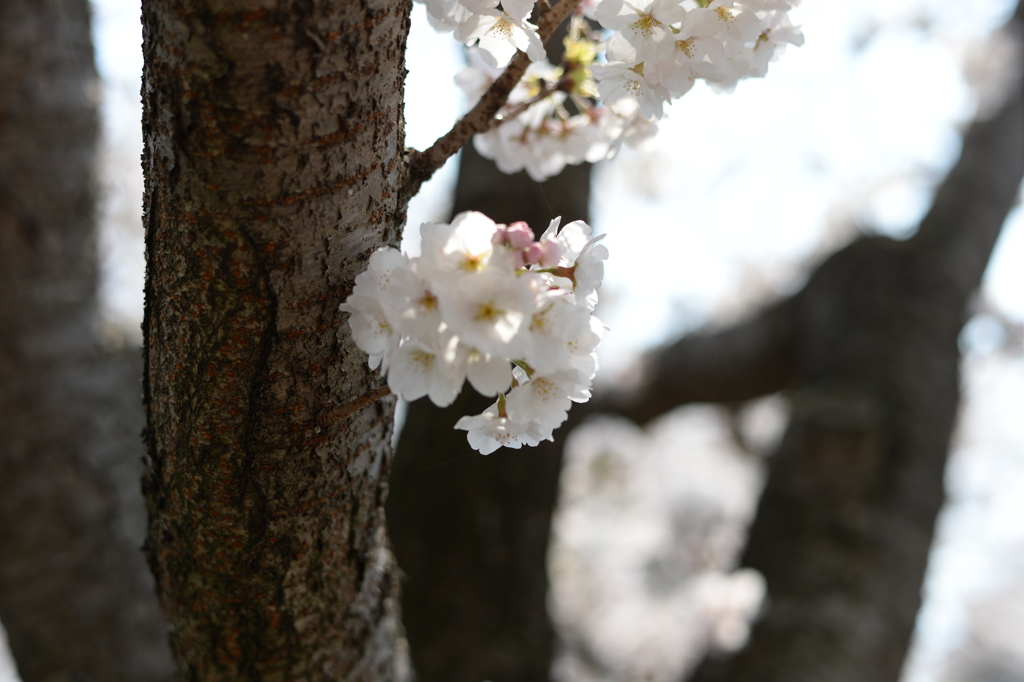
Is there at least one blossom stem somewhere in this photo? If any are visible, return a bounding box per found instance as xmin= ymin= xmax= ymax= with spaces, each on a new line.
xmin=402 ymin=0 xmax=585 ymax=200
xmin=487 ymin=84 xmax=557 ymax=130
xmin=569 ymin=92 xmax=593 ymax=118
xmin=512 ymin=359 xmax=535 ymax=377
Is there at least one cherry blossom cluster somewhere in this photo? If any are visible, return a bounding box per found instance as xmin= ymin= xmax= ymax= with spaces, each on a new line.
xmin=434 ymin=0 xmax=802 ymax=180
xmin=455 ymin=44 xmax=658 ymax=181
xmin=592 ymin=0 xmax=803 ymax=108
xmin=341 ymin=211 xmax=607 ymax=454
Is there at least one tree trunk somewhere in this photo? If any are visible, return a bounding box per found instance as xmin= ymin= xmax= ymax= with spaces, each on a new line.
xmin=387 ymin=145 xmax=591 ymax=682
xmin=599 ymin=13 xmax=1024 ymax=681
xmin=0 ymin=0 xmax=174 ymax=679
xmin=691 ymin=26 xmax=1023 ymax=679
xmin=141 ymin=1 xmax=410 ymax=678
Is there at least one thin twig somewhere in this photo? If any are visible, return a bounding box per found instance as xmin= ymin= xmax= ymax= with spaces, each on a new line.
xmin=487 ymin=83 xmax=557 ymax=129
xmin=304 ymin=27 xmax=327 ymax=51
xmin=402 ymin=0 xmax=584 ymax=199
xmin=318 ymin=385 xmax=392 ymax=426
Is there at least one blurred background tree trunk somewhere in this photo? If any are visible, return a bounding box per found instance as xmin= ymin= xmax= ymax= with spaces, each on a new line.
xmin=690 ymin=26 xmax=1021 ymax=681
xmin=592 ymin=9 xmax=1024 ymax=680
xmin=387 ymin=143 xmax=591 ymax=682
xmin=0 ymin=0 xmax=174 ymax=679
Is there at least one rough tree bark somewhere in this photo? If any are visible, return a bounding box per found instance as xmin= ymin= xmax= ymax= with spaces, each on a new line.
xmin=141 ymin=1 xmax=409 ymax=678
xmin=387 ymin=145 xmax=591 ymax=682
xmin=600 ymin=11 xmax=1024 ymax=682
xmin=0 ymin=0 xmax=174 ymax=679
xmin=139 ymin=0 xmax=586 ymax=674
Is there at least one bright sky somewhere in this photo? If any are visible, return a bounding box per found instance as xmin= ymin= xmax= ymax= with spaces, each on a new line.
xmin=397 ymin=0 xmax=1024 ymax=375
xmin=1 ymin=1 xmax=1018 ymax=681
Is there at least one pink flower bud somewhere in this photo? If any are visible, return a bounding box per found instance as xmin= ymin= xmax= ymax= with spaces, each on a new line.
xmin=505 ymin=222 xmax=535 ymax=250
xmin=523 ymin=242 xmax=545 ymax=265
xmin=537 ymin=239 xmax=562 ymax=268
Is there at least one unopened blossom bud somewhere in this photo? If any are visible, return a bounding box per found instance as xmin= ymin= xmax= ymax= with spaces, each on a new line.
xmin=537 ymin=239 xmax=562 ymax=267
xmin=505 ymin=221 xmax=535 ymax=249
xmin=523 ymin=242 xmax=545 ymax=265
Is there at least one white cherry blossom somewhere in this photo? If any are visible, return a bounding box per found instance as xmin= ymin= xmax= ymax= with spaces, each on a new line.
xmin=387 ymin=262 xmax=444 ymax=340
xmin=455 ymin=344 xmax=514 ymax=396
xmin=591 ymin=62 xmax=670 ymax=120
xmin=388 ymin=338 xmax=463 ymax=407
xmin=339 ymin=292 xmax=399 ymax=371
xmin=499 ymin=0 xmax=537 ymax=25
xmin=420 ymin=210 xmax=511 ymax=275
xmin=458 ymin=10 xmax=546 ymax=68
xmin=522 ymin=297 xmax=592 ymax=375
xmin=571 ymin=235 xmax=609 ymax=308
xmin=506 ymin=366 xmax=591 ymax=430
xmin=455 ymin=402 xmax=551 ymax=454
xmin=418 ymin=0 xmax=474 ymax=33
xmin=438 ymin=268 xmax=535 ymax=357
xmin=595 ymin=0 xmax=686 ymax=65
xmin=567 ymin=314 xmax=606 ymax=380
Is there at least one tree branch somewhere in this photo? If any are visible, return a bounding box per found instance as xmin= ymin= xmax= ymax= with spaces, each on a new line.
xmin=318 ymin=384 xmax=392 ymax=426
xmin=595 ymin=13 xmax=1024 ymax=431
xmin=596 ymin=297 xmax=800 ymax=426
xmin=909 ymin=16 xmax=1024 ymax=299
xmin=685 ymin=10 xmax=1024 ymax=682
xmin=402 ymin=0 xmax=583 ymax=200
